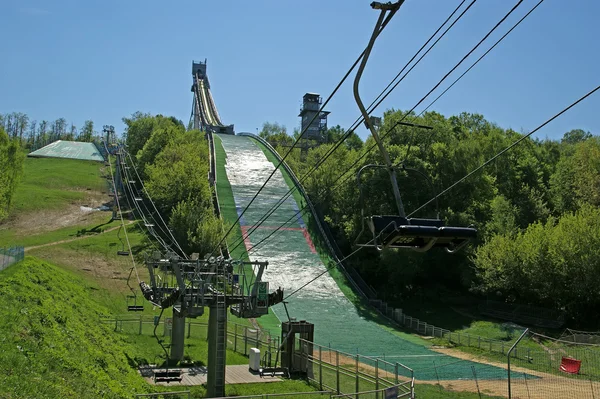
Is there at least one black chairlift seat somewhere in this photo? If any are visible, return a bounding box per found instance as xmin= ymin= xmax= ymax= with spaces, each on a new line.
xmin=126 ymin=295 xmax=144 ymax=312
xmin=117 ymin=250 xmax=130 ymax=256
xmin=363 ymin=215 xmax=477 ymax=253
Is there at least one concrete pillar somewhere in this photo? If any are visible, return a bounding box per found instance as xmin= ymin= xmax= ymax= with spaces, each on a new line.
xmin=207 ymin=304 xmax=227 ymax=398
xmin=169 ymin=309 xmax=186 ymax=363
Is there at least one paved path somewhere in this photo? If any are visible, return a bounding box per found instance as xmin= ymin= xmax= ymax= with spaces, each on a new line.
xmin=142 ymin=364 xmax=281 ymax=386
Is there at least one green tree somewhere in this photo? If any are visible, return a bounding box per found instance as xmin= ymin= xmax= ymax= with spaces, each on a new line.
xmin=259 ymin=122 xmax=286 ymax=140
xmin=562 ymin=128 xmax=592 ymax=145
xmin=0 ymin=127 xmax=25 ymax=221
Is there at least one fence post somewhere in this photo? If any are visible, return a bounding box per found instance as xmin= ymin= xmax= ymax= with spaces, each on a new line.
xmin=139 ymin=316 xmax=143 ymax=335
xmin=507 ymin=328 xmax=529 ymax=399
xmin=319 ymin=346 xmax=322 ymax=390
xmin=336 ymin=351 xmax=340 ymax=394
xmin=355 ymin=354 xmax=359 ymax=399
xmin=244 ymin=327 xmax=248 ymax=356
xmin=375 ymin=358 xmax=379 ymax=399
xmin=234 ymin=324 xmax=238 ymax=353
xmin=114 ymin=319 xmax=118 ymax=332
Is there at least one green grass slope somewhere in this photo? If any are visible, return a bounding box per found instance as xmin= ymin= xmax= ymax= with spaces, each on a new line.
xmin=12 ymin=157 xmax=106 ymax=214
xmin=0 ymin=257 xmax=151 ymax=399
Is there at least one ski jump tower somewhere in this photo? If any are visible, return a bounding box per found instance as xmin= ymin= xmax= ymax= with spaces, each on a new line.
xmin=191 ymin=60 xmax=235 ymax=135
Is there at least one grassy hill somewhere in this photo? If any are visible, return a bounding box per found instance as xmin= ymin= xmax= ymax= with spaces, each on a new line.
xmin=0 ymin=257 xmax=148 ymax=398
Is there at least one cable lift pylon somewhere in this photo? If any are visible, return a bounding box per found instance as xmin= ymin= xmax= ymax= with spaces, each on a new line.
xmin=353 ymin=1 xmax=477 ymax=253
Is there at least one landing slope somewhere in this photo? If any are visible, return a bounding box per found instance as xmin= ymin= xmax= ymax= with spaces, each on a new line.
xmin=214 ymin=134 xmax=512 ymax=380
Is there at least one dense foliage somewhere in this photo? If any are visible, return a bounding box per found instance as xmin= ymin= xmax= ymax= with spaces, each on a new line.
xmin=122 ymin=113 xmax=223 ymax=256
xmin=266 ymin=111 xmax=599 ymax=323
xmin=0 ymin=127 xmax=25 ymax=221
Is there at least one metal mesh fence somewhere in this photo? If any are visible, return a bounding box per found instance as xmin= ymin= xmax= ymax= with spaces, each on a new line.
xmin=103 ymin=316 xmax=415 ymax=398
xmin=297 ymin=339 xmax=414 ymax=399
xmin=102 ymin=316 xmax=280 ymax=359
xmin=0 ymin=246 xmax=24 ymax=272
xmin=508 ymin=331 xmax=600 ymax=399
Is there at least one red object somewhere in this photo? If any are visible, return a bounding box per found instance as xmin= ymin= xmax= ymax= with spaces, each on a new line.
xmin=560 ymin=357 xmax=582 ymax=374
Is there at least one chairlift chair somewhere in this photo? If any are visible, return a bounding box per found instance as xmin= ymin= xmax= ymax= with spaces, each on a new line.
xmin=127 ymin=295 xmax=144 ymax=312
xmin=125 ymin=268 xmax=144 ymax=311
xmin=352 ymin=1 xmax=476 ymax=253
xmin=116 ymin=225 xmax=130 ymax=256
xmin=355 ymin=164 xmax=477 ymax=253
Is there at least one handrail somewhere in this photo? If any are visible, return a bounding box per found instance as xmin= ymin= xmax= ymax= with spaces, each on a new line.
xmin=238 ymin=133 xmax=369 ymax=300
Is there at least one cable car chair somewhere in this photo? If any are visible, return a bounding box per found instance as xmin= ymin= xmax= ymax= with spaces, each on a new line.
xmin=126 ymin=267 xmax=144 ymax=311
xmin=352 ymin=0 xmax=477 ymax=253
xmin=355 ymin=163 xmax=476 ymax=253
xmin=116 ymin=225 xmax=130 ymax=256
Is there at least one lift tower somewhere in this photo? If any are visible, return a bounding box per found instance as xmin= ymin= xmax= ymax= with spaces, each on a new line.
xmin=138 ymin=251 xmax=283 ymax=398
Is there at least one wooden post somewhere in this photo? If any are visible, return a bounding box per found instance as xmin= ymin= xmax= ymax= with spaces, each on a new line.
xmin=244 ymin=327 xmax=248 ymax=356
xmin=356 ymin=354 xmax=360 ymax=399
xmin=319 ymin=346 xmax=323 ymax=390
xmin=336 ymin=351 xmax=340 ymax=394
xmin=375 ymin=359 xmax=379 ymax=399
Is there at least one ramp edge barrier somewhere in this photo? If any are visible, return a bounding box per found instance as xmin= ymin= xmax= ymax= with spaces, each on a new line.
xmin=239 ymin=133 xmax=372 ymax=300
xmin=206 ymin=131 xmax=230 ymax=258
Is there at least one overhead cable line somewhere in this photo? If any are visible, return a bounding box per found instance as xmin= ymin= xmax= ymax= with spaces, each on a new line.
xmin=293 ymin=0 xmax=528 ymax=216
xmin=240 ymin=0 xmax=548 ymax=296
xmin=118 ymin=159 xmax=175 ymax=254
xmin=209 ymin=4 xmax=403 ymax=257
xmin=403 ymin=0 xmax=544 ymax=165
xmin=124 ymin=150 xmax=189 ymax=259
xmin=283 ymin=243 xmax=368 ymax=301
xmin=105 ymin=145 xmax=140 ymax=283
xmin=408 ymin=83 xmax=600 ymax=217
xmin=229 ymin=0 xmax=524 ymax=253
xmin=227 ymin=0 xmax=476 ymax=254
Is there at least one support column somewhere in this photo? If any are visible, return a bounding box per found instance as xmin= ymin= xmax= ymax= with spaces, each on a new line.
xmin=169 ymin=309 xmax=186 ymax=364
xmin=207 ymin=304 xmax=227 ymax=398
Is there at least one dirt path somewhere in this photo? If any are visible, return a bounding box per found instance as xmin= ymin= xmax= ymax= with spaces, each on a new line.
xmin=25 ymin=221 xmax=134 ymax=252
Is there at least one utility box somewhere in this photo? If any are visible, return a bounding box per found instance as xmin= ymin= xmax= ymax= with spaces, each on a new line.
xmin=249 ymin=348 xmax=261 ymax=372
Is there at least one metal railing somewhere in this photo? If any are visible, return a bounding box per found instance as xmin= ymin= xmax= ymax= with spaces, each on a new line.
xmin=104 ymin=315 xmax=414 ymax=398
xmin=101 ymin=315 xmax=280 ymax=360
xmin=297 ymin=338 xmax=414 ymax=399
xmin=0 ymin=246 xmax=24 ymax=272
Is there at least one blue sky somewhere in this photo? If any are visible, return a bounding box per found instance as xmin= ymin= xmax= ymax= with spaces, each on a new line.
xmin=1 ymin=0 xmax=598 ymax=141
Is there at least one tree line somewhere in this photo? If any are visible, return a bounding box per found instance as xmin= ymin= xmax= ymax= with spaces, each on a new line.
xmin=0 ymin=112 xmax=99 ymax=149
xmin=260 ymin=112 xmax=599 ymax=325
xmin=0 ymin=126 xmax=25 ymax=222
xmin=122 ymin=112 xmax=224 ymax=257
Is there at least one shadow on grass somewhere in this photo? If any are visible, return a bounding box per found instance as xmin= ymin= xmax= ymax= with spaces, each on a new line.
xmin=75 ymin=218 xmax=115 ymax=236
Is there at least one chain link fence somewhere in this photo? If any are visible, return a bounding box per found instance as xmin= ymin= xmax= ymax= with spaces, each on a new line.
xmin=0 ymin=246 xmax=24 ymax=272
xmin=507 ymin=330 xmax=600 ymax=399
